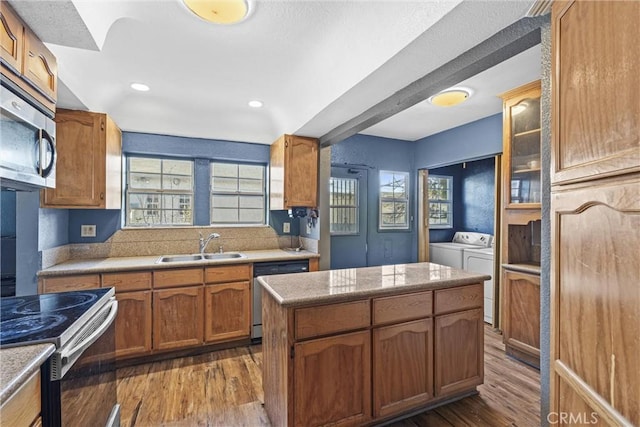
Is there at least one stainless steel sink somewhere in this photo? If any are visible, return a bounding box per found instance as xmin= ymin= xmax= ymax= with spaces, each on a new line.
xmin=156 ymin=252 xmax=246 ymax=263
xmin=157 ymin=254 xmax=204 ymax=263
xmin=202 ymin=252 xmax=247 ymax=260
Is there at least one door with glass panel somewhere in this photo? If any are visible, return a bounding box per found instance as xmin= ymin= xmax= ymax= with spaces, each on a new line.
xmin=330 ymin=167 xmax=368 ymax=269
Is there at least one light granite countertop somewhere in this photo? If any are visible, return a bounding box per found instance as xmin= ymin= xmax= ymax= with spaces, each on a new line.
xmin=0 ymin=343 xmax=55 ymax=404
xmin=258 ymin=262 xmax=491 ymax=307
xmin=38 ymin=249 xmax=320 ymax=277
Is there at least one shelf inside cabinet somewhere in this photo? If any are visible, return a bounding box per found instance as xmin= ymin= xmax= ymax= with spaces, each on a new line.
xmin=502 ymin=263 xmax=541 ymax=275
xmin=513 ymin=128 xmax=541 ymax=139
xmin=513 ymin=167 xmax=541 ymax=174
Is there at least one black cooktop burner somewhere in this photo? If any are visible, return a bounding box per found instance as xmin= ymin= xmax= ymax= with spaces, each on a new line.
xmin=0 ymin=288 xmax=112 ymax=348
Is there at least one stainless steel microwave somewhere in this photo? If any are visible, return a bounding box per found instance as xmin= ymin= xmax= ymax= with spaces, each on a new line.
xmin=0 ymin=83 xmax=56 ymax=191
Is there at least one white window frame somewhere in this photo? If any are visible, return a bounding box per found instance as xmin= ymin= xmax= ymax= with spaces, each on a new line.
xmin=210 ymin=162 xmax=266 ymax=226
xmin=329 ymin=176 xmax=360 ymax=235
xmin=125 ymin=156 xmax=194 ymax=227
xmin=379 ymin=170 xmax=410 ymax=231
xmin=428 ymin=174 xmax=453 ymax=229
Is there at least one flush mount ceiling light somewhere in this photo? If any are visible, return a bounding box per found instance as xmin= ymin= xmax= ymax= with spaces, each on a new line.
xmin=248 ymin=100 xmax=263 ymax=108
xmin=428 ymin=88 xmax=471 ymax=107
xmin=130 ymin=83 xmax=150 ymax=92
xmin=183 ymin=0 xmax=250 ymax=25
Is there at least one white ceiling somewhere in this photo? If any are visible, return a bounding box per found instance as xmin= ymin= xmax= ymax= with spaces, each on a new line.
xmin=10 ymin=0 xmax=540 ymax=145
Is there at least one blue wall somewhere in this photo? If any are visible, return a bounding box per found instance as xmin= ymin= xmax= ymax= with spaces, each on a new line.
xmin=1 ymin=191 xmax=17 ymax=236
xmin=68 ymin=132 xmax=274 ymax=243
xmin=331 ymin=134 xmax=416 ymax=266
xmin=414 ymin=113 xmax=502 ymax=169
xmin=461 ymin=157 xmax=495 ymax=234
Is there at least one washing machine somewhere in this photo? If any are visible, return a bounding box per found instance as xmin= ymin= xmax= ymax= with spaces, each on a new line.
xmin=429 ymin=232 xmax=493 ymax=270
xmin=463 ymin=246 xmax=494 ymax=324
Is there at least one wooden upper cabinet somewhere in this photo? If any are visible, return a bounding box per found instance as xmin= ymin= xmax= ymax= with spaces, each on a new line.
xmin=500 ymin=81 xmax=542 ymax=209
xmin=270 ymin=134 xmax=319 ymax=209
xmin=0 ymin=2 xmax=24 ymax=74
xmin=0 ymin=1 xmax=56 ymax=112
xmin=42 ymin=109 xmax=122 ymax=209
xmin=23 ymin=29 xmax=57 ymax=101
xmin=551 ymin=1 xmax=640 ymax=185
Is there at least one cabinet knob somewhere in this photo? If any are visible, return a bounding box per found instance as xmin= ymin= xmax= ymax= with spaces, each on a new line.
xmin=100 ymin=192 xmax=105 ymax=200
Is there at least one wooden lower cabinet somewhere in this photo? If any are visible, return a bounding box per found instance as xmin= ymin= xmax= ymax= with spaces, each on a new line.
xmin=153 ymin=286 xmax=203 ymax=351
xmin=373 ymin=318 xmax=433 ymax=418
xmin=293 ymin=330 xmax=371 ymax=427
xmin=434 ymin=308 xmax=484 ymax=397
xmin=204 ymin=281 xmax=251 ymax=343
xmin=0 ymin=370 xmax=41 ymax=427
xmin=502 ymin=269 xmax=540 ymax=367
xmin=114 ymin=290 xmax=152 ymax=358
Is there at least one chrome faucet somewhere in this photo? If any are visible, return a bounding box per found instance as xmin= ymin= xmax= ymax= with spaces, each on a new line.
xmin=199 ymin=232 xmax=220 ymax=254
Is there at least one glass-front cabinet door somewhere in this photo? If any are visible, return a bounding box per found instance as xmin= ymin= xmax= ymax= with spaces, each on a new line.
xmin=501 ymin=81 xmax=541 ymax=208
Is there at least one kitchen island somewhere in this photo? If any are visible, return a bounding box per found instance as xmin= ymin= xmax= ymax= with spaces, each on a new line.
xmin=258 ymin=262 xmax=490 ymax=427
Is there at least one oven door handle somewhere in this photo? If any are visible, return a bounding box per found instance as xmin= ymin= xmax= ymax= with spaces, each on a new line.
xmin=51 ymin=299 xmax=119 ymax=380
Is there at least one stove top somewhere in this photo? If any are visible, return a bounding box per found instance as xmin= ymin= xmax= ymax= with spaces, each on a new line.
xmin=0 ymin=288 xmax=114 ymax=349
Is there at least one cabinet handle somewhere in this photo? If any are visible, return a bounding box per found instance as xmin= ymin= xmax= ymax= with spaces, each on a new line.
xmin=29 ymin=51 xmax=35 ymax=57
xmin=100 ymin=192 xmax=105 ymax=200
xmin=101 ymin=121 xmax=105 ymax=131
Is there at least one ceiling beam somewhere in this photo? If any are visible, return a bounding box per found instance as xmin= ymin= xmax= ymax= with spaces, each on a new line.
xmin=319 ymin=16 xmax=546 ymax=148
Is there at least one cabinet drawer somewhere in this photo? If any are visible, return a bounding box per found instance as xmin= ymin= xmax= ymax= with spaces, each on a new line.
xmin=434 ymin=284 xmax=483 ymax=315
xmin=373 ymin=291 xmax=432 ymax=325
xmin=295 ymin=300 xmax=370 ymax=340
xmin=153 ymin=268 xmax=203 ymax=289
xmin=204 ymin=264 xmax=251 ymax=284
xmin=0 ymin=370 xmax=40 ymax=427
xmin=40 ymin=274 xmax=100 ymax=293
xmin=102 ymin=271 xmax=151 ymax=292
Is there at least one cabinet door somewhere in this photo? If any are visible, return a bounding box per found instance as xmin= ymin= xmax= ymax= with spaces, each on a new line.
xmin=0 ymin=3 xmax=24 ymax=74
xmin=502 ymin=269 xmax=540 ymax=367
xmin=204 ymin=281 xmax=250 ymax=343
xmin=23 ymin=28 xmax=57 ymax=101
xmin=42 ymin=110 xmax=105 ymax=207
xmin=373 ymin=318 xmax=433 ymax=418
xmin=115 ymin=290 xmax=152 ymax=359
xmin=551 ymin=1 xmax=639 ymax=185
xmin=294 ymin=330 xmax=371 ymax=426
xmin=153 ymin=286 xmax=203 ymax=351
xmin=551 ymin=175 xmax=639 ymax=425
xmin=434 ymin=308 xmax=483 ymax=397
xmin=284 ymin=135 xmax=318 ymax=207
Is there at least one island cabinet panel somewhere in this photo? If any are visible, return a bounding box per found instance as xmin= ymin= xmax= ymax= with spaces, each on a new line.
xmin=372 ymin=291 xmax=432 ymax=325
xmin=294 ymin=330 xmax=371 ymax=427
xmin=434 ymin=308 xmax=484 ymax=397
xmin=294 ymin=300 xmax=370 ymax=340
xmin=40 ymin=274 xmax=100 ymax=293
xmin=373 ymin=318 xmax=434 ymax=418
xmin=0 ymin=370 xmax=41 ymax=427
xmin=204 ymin=281 xmax=251 ymax=343
xmin=153 ymin=286 xmax=203 ymax=351
xmin=114 ymin=290 xmax=152 ymax=358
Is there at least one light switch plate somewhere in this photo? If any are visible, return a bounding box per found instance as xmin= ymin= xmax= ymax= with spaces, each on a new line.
xmin=81 ymin=225 xmax=96 ymax=237
xmin=283 ymin=222 xmax=290 ymax=233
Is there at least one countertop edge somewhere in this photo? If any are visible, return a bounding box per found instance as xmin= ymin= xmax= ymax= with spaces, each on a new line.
xmin=259 ymin=274 xmax=490 ymax=308
xmin=38 ymin=250 xmax=320 ymax=277
xmin=0 ymin=343 xmax=55 ymax=404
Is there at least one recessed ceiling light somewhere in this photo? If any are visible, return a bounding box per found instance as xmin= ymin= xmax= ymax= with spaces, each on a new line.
xmin=183 ymin=0 xmax=251 ymax=25
xmin=131 ymin=83 xmax=150 ymax=92
xmin=428 ymin=88 xmax=471 ymax=107
xmin=248 ymin=100 xmax=263 ymax=108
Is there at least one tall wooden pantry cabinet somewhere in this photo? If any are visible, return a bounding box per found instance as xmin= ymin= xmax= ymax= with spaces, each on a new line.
xmin=550 ymin=1 xmax=639 ymax=425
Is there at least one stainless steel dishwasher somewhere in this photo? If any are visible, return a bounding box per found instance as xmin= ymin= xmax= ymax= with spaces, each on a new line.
xmin=252 ymin=259 xmax=309 ymax=340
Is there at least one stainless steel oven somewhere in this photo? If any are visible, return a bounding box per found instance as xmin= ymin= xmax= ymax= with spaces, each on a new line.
xmin=0 ymin=83 xmax=56 ymax=191
xmin=0 ymin=288 xmax=120 ymax=427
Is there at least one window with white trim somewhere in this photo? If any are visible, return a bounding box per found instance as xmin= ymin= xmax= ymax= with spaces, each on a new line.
xmin=379 ymin=170 xmax=409 ymax=230
xmin=329 ymin=177 xmax=359 ymax=235
xmin=210 ymin=162 xmax=266 ymax=225
xmin=126 ymin=157 xmax=194 ymax=226
xmin=428 ymin=175 xmax=453 ymax=228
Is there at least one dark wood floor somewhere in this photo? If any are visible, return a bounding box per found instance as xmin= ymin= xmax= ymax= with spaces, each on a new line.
xmin=117 ymin=326 xmax=540 ymax=426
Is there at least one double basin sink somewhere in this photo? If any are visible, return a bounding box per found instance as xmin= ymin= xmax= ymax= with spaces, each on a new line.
xmin=156 ymin=252 xmax=247 ymax=263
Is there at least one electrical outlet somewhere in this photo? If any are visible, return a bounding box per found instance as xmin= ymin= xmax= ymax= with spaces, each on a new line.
xmin=283 ymin=222 xmax=290 ymax=233
xmin=81 ymin=225 xmax=96 ymax=237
